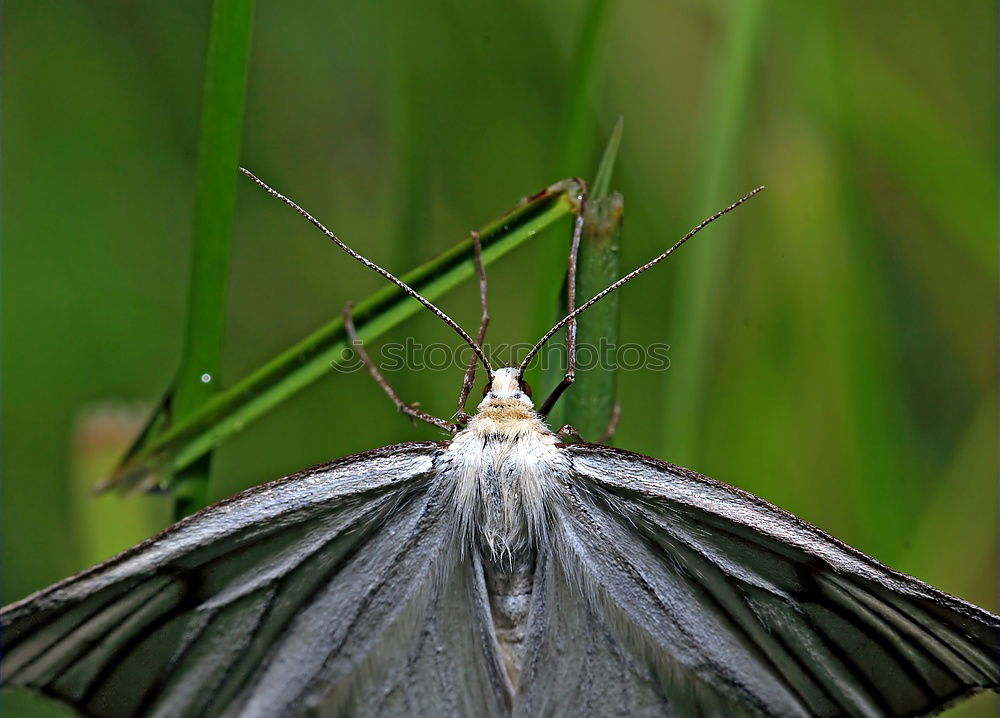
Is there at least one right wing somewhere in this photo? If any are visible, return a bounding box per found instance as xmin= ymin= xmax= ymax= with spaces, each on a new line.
xmin=2 ymin=442 xmax=508 ymax=718
xmin=528 ymin=443 xmax=998 ymax=717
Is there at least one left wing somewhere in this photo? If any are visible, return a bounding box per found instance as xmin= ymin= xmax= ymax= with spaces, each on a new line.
xmin=1 ymin=443 xmax=509 ymax=718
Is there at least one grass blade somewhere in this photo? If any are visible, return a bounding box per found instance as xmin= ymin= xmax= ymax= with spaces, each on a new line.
xmin=546 ymin=118 xmax=624 ymax=437
xmin=534 ymin=0 xmax=614 ymax=345
xmin=591 ymin=115 xmax=623 ymax=199
xmin=554 ymin=193 xmax=623 ymax=438
xmin=658 ymin=0 xmax=765 ymax=466
xmin=557 ymin=0 xmax=613 ymax=178
xmin=170 ymin=0 xmax=255 ymax=517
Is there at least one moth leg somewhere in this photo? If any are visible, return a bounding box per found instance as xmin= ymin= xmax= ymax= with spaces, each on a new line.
xmin=343 ymin=303 xmax=458 ymax=433
xmin=597 ymin=402 xmax=621 ymax=444
xmin=556 ymin=424 xmax=585 ymax=442
xmin=538 ymin=180 xmax=589 ymax=417
xmin=455 ymin=231 xmax=489 ymax=424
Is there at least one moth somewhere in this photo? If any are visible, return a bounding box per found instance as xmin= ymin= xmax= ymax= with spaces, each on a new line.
xmin=2 ymin=171 xmax=996 ymax=718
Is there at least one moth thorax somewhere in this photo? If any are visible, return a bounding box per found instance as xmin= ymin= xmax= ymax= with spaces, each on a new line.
xmin=440 ymin=406 xmax=566 ymax=563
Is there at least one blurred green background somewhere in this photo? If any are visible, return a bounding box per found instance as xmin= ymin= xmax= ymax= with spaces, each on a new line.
xmin=3 ymin=1 xmax=996 ymax=715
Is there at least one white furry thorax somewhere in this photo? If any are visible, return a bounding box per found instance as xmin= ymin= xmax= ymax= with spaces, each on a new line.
xmin=437 ymin=367 xmax=569 ymax=562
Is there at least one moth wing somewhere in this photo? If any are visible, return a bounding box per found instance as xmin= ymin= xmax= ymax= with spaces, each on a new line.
xmin=346 ymin=550 xmax=511 ymax=718
xmin=1 ymin=443 xmax=508 ymax=718
xmin=546 ymin=443 xmax=998 ymax=717
xmin=515 ymin=547 xmax=756 ymax=717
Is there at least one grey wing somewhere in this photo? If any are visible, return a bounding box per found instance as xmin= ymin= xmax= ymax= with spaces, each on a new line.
xmin=1 ymin=443 xmax=508 ymax=718
xmin=535 ymin=443 xmax=997 ymax=717
xmin=346 ymin=551 xmax=511 ymax=718
xmin=515 ymin=547 xmax=755 ymax=718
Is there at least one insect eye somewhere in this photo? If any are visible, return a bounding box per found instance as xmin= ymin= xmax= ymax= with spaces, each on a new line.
xmin=521 ymin=381 xmax=532 ymax=398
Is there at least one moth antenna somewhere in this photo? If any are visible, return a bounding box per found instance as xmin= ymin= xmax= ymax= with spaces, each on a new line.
xmin=518 ymin=186 xmax=765 ymax=378
xmin=241 ymin=168 xmax=494 ymax=378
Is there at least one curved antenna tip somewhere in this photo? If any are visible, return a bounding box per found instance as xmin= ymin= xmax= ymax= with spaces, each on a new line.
xmin=518 ymin=184 xmax=765 ymax=376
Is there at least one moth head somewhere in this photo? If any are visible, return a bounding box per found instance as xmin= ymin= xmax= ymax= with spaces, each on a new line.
xmin=479 ymin=366 xmax=533 ymax=408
